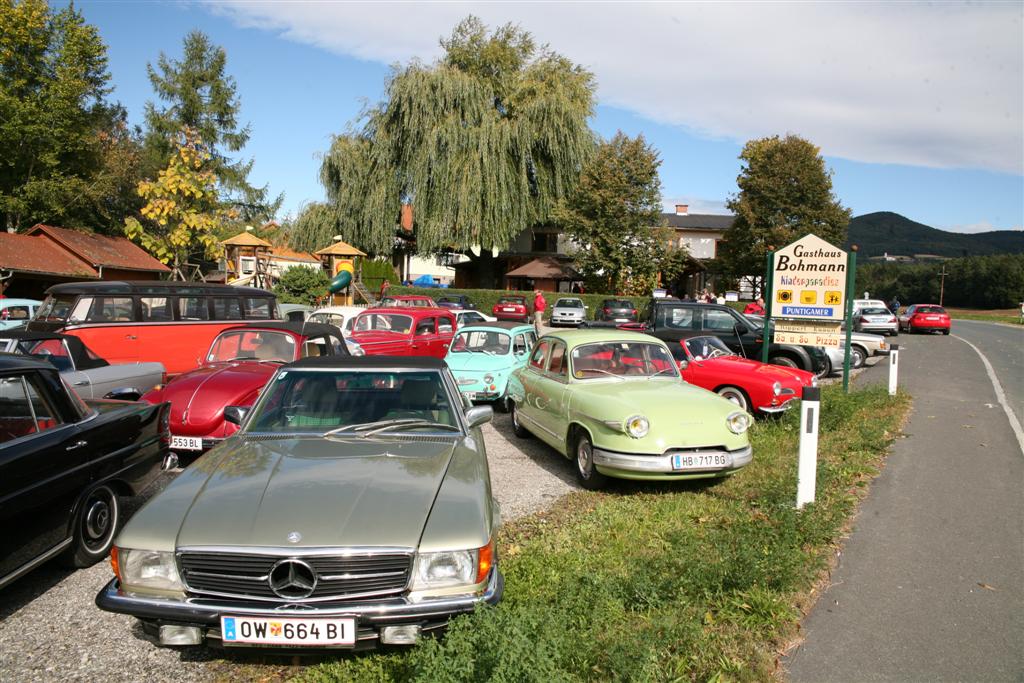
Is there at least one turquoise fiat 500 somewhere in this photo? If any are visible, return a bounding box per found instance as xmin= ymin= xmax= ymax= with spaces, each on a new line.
xmin=506 ymin=329 xmax=753 ymax=489
xmin=445 ymin=322 xmax=537 ymax=410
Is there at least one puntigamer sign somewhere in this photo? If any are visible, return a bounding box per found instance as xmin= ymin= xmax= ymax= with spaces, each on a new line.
xmin=771 ymin=234 xmax=847 ymax=322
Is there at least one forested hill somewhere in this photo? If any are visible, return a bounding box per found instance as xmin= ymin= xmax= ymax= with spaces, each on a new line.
xmin=845 ymin=212 xmax=1024 ymax=258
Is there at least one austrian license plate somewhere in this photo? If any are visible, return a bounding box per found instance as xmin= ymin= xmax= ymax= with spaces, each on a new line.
xmin=926 ymin=316 xmax=939 ymax=320
xmin=464 ymin=392 xmax=479 ymax=400
xmin=170 ymin=435 xmax=203 ymax=451
xmin=220 ymin=616 xmax=355 ymax=647
xmin=672 ymin=453 xmax=730 ymax=470
xmin=503 ymin=307 xmax=517 ymax=312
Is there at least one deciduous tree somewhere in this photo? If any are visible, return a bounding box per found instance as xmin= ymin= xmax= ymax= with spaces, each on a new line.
xmin=555 ymin=132 xmax=671 ymax=295
xmin=272 ymin=266 xmax=330 ymax=306
xmin=311 ymin=16 xmax=596 ymax=286
xmin=124 ymin=129 xmax=234 ymax=279
xmin=144 ymin=31 xmax=280 ymax=223
xmin=717 ymin=134 xmax=851 ymax=287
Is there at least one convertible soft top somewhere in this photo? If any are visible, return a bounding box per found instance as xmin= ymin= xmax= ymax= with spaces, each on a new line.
xmin=285 ymin=355 xmax=445 ymax=370
xmin=0 ymin=330 xmax=109 ymax=370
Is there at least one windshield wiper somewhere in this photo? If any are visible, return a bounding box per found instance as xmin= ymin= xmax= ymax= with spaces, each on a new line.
xmin=360 ymin=421 xmax=461 ymax=437
xmin=324 ymin=418 xmax=425 ymax=435
xmin=583 ymin=369 xmax=626 ymax=381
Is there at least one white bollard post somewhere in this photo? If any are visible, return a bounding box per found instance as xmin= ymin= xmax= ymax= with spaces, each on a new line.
xmin=888 ymin=343 xmax=900 ymax=396
xmin=796 ymin=385 xmax=821 ymax=509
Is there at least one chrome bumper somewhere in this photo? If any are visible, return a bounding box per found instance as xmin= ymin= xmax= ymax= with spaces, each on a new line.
xmin=95 ymin=569 xmax=503 ymax=628
xmin=592 ymin=445 xmax=753 ymax=474
xmin=758 ymin=403 xmax=793 ymax=414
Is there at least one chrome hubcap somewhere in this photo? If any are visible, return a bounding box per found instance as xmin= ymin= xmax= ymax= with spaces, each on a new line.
xmin=84 ymin=498 xmax=110 ymax=543
xmin=577 ymin=440 xmax=592 ymax=478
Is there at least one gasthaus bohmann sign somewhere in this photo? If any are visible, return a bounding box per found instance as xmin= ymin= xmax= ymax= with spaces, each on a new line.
xmin=771 ymin=234 xmax=847 ymax=322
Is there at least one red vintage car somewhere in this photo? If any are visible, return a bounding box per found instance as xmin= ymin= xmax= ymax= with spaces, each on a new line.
xmin=671 ymin=335 xmax=816 ymax=415
xmin=349 ymin=307 xmax=456 ymax=357
xmin=141 ymin=322 xmax=349 ymax=457
xmin=898 ymin=304 xmax=951 ymax=334
xmin=492 ymin=295 xmax=531 ymax=322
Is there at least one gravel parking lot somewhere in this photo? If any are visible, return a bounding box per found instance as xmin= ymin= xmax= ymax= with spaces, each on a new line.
xmin=0 ymin=413 xmax=580 ymax=682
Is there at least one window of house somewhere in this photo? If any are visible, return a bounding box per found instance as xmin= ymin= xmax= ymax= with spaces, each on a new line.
xmin=531 ymin=232 xmax=559 ymax=253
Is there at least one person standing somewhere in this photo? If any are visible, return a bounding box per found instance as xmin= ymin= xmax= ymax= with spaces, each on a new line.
xmin=533 ymin=289 xmax=547 ymax=334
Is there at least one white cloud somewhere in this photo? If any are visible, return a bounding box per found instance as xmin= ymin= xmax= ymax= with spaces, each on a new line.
xmin=204 ymin=1 xmax=1023 ymax=174
xmin=942 ymin=221 xmax=1024 ymax=234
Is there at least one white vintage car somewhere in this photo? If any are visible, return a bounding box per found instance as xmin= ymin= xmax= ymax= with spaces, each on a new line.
xmin=0 ymin=331 xmax=164 ymax=400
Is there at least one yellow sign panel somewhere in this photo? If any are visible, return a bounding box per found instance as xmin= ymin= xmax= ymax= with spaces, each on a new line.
xmin=777 ymin=289 xmax=793 ymax=304
xmin=824 ymin=290 xmax=843 ymax=306
xmin=800 ymin=290 xmax=817 ymax=304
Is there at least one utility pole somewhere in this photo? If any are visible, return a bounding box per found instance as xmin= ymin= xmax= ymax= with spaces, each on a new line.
xmin=938 ymin=264 xmax=949 ymax=306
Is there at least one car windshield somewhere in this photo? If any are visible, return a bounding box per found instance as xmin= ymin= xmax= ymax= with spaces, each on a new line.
xmin=208 ymin=330 xmax=297 ymax=363
xmin=685 ymin=336 xmax=736 ymax=360
xmin=915 ymin=306 xmax=946 ymax=314
xmin=34 ymin=294 xmax=76 ymax=322
xmin=556 ymin=299 xmax=583 ymax=308
xmin=498 ymin=297 xmax=525 ymax=305
xmin=570 ymin=341 xmax=678 ymax=380
xmin=245 ymin=369 xmax=459 ymax=434
xmin=607 ymin=300 xmax=632 ymax=308
xmin=354 ymin=312 xmax=413 ymax=334
xmin=862 ymin=307 xmax=891 ymax=315
xmin=451 ymin=330 xmax=511 ymax=355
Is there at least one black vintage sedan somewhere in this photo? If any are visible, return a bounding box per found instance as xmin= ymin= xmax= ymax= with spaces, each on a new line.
xmin=0 ymin=354 xmax=170 ymax=589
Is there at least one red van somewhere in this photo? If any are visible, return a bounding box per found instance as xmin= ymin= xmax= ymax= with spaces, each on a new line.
xmin=27 ymin=281 xmax=278 ymax=376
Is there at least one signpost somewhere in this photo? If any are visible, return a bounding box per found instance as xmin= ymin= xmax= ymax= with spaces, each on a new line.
xmin=762 ymin=234 xmax=856 ymax=391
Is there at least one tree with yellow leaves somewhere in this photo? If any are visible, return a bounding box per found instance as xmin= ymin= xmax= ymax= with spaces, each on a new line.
xmin=124 ymin=128 xmax=235 ymax=279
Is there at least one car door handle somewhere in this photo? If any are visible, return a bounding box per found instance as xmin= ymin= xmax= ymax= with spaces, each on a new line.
xmin=72 ymin=380 xmax=89 ymax=386
xmin=125 ymin=334 xmax=137 ymax=340
xmin=65 ymin=440 xmax=88 ymax=451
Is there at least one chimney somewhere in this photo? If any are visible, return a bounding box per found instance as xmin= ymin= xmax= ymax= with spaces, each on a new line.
xmin=400 ymin=204 xmax=413 ymax=233
xmin=675 ymin=204 xmax=689 ymax=216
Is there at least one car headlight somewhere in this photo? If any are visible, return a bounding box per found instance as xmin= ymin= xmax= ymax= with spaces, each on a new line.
xmin=483 ymin=373 xmax=494 ymax=384
xmin=411 ymin=540 xmax=494 ymax=590
xmin=772 ymin=381 xmax=782 ymax=397
xmin=726 ymin=411 xmax=751 ymax=434
xmin=624 ymin=415 xmax=649 ymax=438
xmin=346 ymin=340 xmax=365 ymax=357
xmin=811 ymin=375 xmax=818 ymax=388
xmin=116 ymin=548 xmax=182 ymax=591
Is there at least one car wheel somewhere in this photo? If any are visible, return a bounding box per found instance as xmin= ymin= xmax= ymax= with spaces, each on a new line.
xmin=574 ymin=431 xmax=608 ymax=490
xmin=64 ymin=483 xmax=120 ymax=568
xmin=769 ymin=355 xmax=799 ymax=369
xmin=893 ymin=328 xmax=899 ymax=336
xmin=908 ymin=324 xmax=915 ymax=334
xmin=716 ymin=386 xmax=750 ymax=412
xmin=942 ymin=329 xmax=950 ymax=335
xmin=850 ymin=346 xmax=866 ymax=369
xmin=510 ymin=400 xmax=530 ymax=438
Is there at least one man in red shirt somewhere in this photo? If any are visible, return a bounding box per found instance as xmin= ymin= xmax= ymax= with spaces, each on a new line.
xmin=533 ymin=289 xmax=547 ymax=334
xmin=743 ymin=297 xmax=766 ymax=316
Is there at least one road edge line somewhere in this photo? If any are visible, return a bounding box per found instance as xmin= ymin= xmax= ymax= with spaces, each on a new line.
xmin=952 ymin=334 xmax=1024 ymax=455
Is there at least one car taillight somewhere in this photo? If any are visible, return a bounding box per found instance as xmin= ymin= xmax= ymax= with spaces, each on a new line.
xmin=631 ymin=309 xmax=637 ymax=315
xmin=603 ymin=307 xmax=610 ymax=313
xmin=860 ymin=316 xmax=868 ymax=324
xmin=888 ymin=317 xmax=896 ymax=323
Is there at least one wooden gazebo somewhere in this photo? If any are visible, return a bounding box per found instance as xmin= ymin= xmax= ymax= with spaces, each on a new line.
xmin=315 ymin=239 xmax=367 ymax=305
xmin=221 ymin=232 xmax=273 ymax=288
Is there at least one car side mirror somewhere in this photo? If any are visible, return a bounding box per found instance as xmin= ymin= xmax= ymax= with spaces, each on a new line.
xmin=224 ymin=405 xmax=249 ymax=425
xmin=464 ymin=405 xmax=493 ymax=429
xmin=734 ymin=323 xmax=749 ymax=336
xmin=678 ymin=359 xmax=689 ymax=370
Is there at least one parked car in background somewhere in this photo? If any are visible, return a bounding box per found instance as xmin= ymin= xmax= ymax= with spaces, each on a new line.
xmin=746 ymin=315 xmax=888 ymax=372
xmin=549 ymin=297 xmax=587 ymax=327
xmin=671 ymin=335 xmax=816 ymax=414
xmin=308 ymin=305 xmax=366 ymax=335
xmin=0 ymin=331 xmax=164 ymax=400
xmin=852 ymin=299 xmax=889 ymax=314
xmin=445 ymin=322 xmax=537 ymax=410
xmin=27 ymin=281 xmax=278 ymax=376
xmin=854 ymin=307 xmax=899 ymax=336
xmin=435 ymin=295 xmax=477 ymax=310
xmin=350 ymin=307 xmax=456 ymax=358
xmin=642 ymin=298 xmax=828 ymax=377
xmin=899 ymin=305 xmax=951 ymax=334
xmin=278 ymin=303 xmax=315 ymax=323
xmin=491 ymin=295 xmax=531 ymax=323
xmin=453 ymin=309 xmax=496 ymax=328
xmin=96 ymin=355 xmax=502 ymax=650
xmin=595 ymin=299 xmax=638 ymax=323
xmin=0 ymin=355 xmax=169 ymax=589
xmin=142 ymin=322 xmax=349 ymax=458
xmin=0 ymin=298 xmax=42 ymax=330
xmin=507 ymin=329 xmax=752 ymax=489
xmin=380 ymin=295 xmax=436 ymax=308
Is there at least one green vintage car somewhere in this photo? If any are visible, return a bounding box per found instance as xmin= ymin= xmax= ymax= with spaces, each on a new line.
xmin=445 ymin=322 xmax=537 ymax=410
xmin=96 ymin=356 xmax=502 ymax=650
xmin=506 ymin=329 xmax=753 ymax=489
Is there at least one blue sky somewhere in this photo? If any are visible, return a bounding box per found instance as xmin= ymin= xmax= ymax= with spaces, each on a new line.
xmin=76 ymin=1 xmax=1023 ymax=234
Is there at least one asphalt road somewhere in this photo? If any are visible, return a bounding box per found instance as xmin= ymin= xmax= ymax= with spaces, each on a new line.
xmin=785 ymin=322 xmax=1024 ymax=682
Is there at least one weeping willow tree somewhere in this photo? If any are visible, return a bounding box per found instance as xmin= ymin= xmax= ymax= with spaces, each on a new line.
xmin=301 ymin=17 xmax=597 ymax=286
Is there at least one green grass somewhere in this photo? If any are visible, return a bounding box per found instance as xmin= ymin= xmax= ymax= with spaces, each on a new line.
xmin=294 ymin=384 xmax=909 ymax=683
xmin=945 ymin=308 xmax=1022 ymax=325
